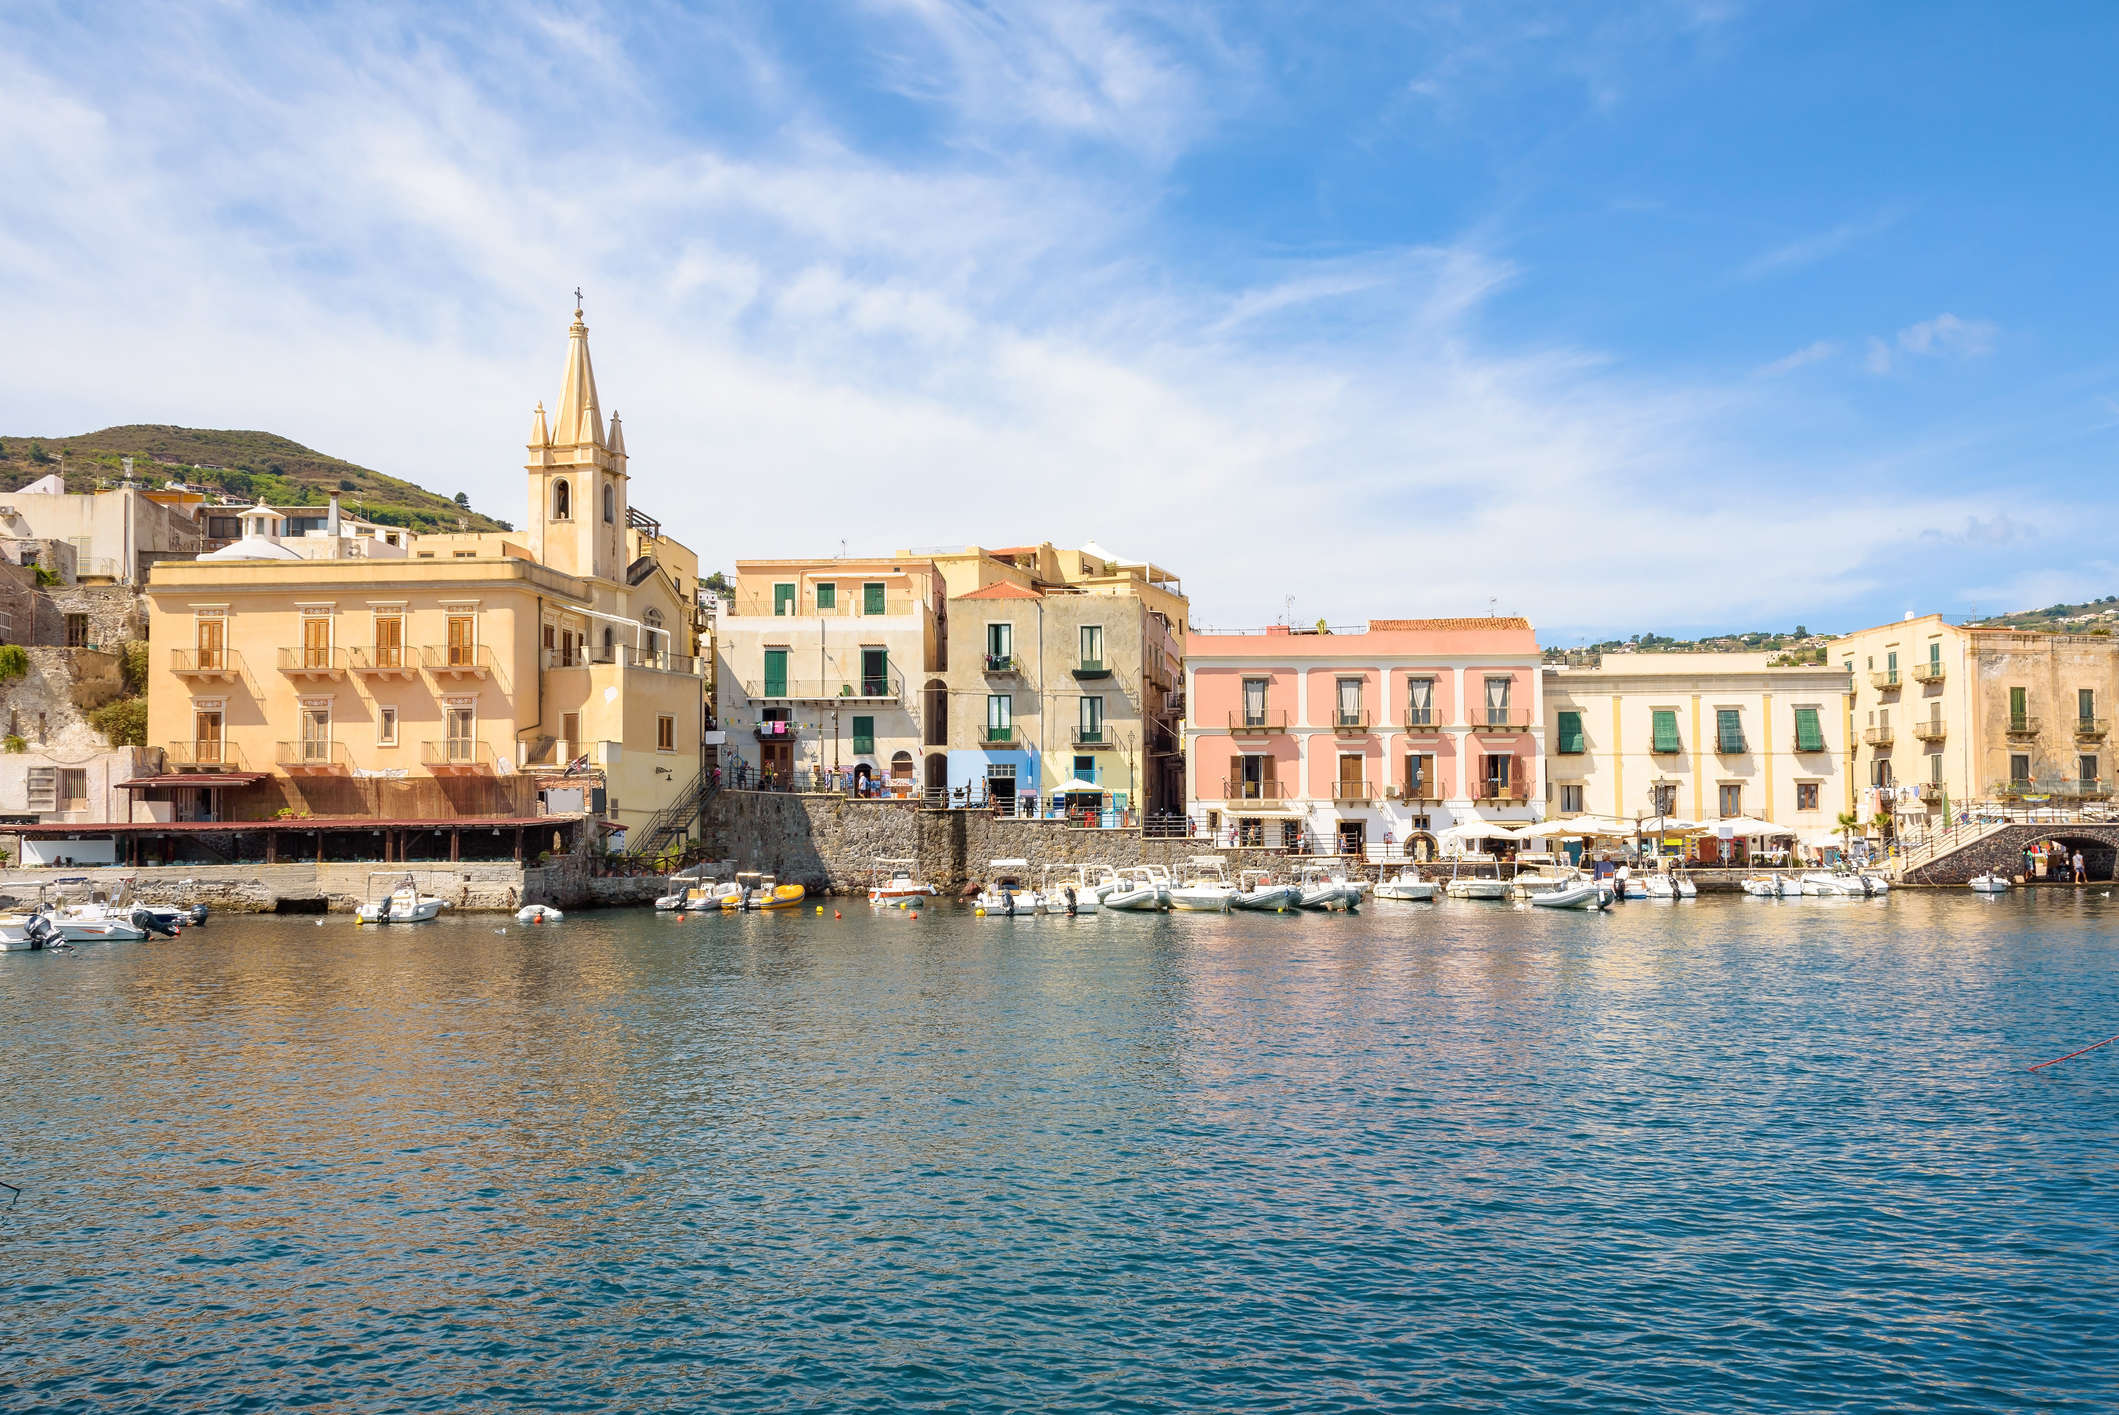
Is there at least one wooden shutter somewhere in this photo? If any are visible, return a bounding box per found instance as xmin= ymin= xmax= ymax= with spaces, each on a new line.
xmin=1228 ymin=754 xmax=1241 ymax=797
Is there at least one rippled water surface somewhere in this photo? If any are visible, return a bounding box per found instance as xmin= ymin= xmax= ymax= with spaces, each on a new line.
xmin=6 ymin=892 xmax=2119 ymax=1411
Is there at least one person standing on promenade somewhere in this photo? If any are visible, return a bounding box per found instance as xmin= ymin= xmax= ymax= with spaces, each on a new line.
xmin=2073 ymin=849 xmax=2086 ymax=883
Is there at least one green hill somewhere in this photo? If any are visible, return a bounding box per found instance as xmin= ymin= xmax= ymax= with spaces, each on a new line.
xmin=0 ymin=426 xmax=510 ymax=534
xmin=1965 ymin=597 xmax=2119 ymax=633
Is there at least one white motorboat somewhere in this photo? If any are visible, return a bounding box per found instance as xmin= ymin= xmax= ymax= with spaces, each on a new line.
xmin=1528 ymin=871 xmax=1610 ymax=910
xmin=1295 ymin=863 xmax=1360 ymax=910
xmin=1138 ymin=864 xmax=1176 ymax=909
xmin=1372 ymin=868 xmax=1437 ymax=902
xmin=1442 ymin=857 xmax=1508 ymax=901
xmin=0 ymin=912 xmax=59 ymax=950
xmin=1859 ymin=872 xmax=1892 ymax=895
xmin=1331 ymin=863 xmax=1371 ymax=904
xmin=48 ymin=907 xmax=150 ymax=942
xmin=974 ymin=860 xmax=1042 ymax=916
xmin=515 ymin=904 xmax=563 ymax=924
xmin=1039 ymin=865 xmax=1101 ymax=915
xmin=1673 ymin=874 xmax=1699 ymax=899
xmin=1231 ymin=869 xmax=1300 ymax=911
xmin=657 ymin=864 xmax=738 ymax=912
xmin=1641 ymin=873 xmax=1677 ymax=900
xmin=355 ymin=873 xmax=446 ymax=923
xmin=1800 ymin=871 xmax=1864 ymax=897
xmin=868 ymin=857 xmax=938 ymax=904
xmin=1968 ymin=872 xmax=2011 ymax=894
xmin=1169 ymin=857 xmax=1236 ymax=912
xmin=1740 ymin=876 xmax=1785 ymax=898
xmin=1100 ymin=866 xmax=1165 ymax=912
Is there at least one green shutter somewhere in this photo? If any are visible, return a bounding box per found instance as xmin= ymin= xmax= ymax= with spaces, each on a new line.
xmin=763 ymin=649 xmax=787 ymax=698
xmin=852 ymin=715 xmax=875 ymax=755
xmin=1556 ymin=710 xmax=1584 ymax=755
xmin=1717 ymin=708 xmax=1745 ymax=754
xmin=773 ymin=584 xmax=794 ymax=616
xmin=863 ymin=582 xmax=885 ymax=615
xmin=1793 ymin=707 xmax=1824 ymax=753
xmin=861 ymin=647 xmax=888 ymax=696
xmin=815 ymin=583 xmax=835 ymax=610
xmin=1651 ymin=709 xmax=1680 ymax=753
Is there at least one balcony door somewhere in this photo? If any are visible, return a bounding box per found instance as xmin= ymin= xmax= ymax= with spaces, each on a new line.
xmin=444 ymin=706 xmax=475 ymax=763
xmin=1242 ymin=677 xmax=1268 ymax=727
xmin=194 ymin=707 xmax=224 ymax=766
xmin=196 ymin=617 xmax=225 ymax=670
xmin=374 ymin=613 xmax=403 ymax=668
xmin=446 ymin=613 xmax=476 ymax=668
xmin=300 ymin=704 xmax=331 ymax=765
xmin=762 ymin=648 xmax=788 ymax=699
xmin=1483 ymin=752 xmax=1511 ymax=799
xmin=1485 ymin=676 xmax=1512 ymax=727
xmin=860 ymin=647 xmax=889 ymax=697
xmin=1337 ymin=752 xmax=1365 ymax=795
xmin=1406 ymin=677 xmax=1433 ymax=728
xmin=1229 ymin=752 xmax=1272 ymax=802
xmin=301 ymin=613 xmax=331 ymax=669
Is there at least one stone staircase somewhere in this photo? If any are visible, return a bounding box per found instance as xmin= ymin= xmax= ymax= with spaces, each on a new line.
xmin=1892 ymin=818 xmax=2016 ymax=880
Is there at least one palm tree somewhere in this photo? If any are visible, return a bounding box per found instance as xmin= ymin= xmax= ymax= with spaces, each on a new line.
xmin=1835 ymin=809 xmax=1862 ymax=853
xmin=1871 ymin=808 xmax=1895 ymax=846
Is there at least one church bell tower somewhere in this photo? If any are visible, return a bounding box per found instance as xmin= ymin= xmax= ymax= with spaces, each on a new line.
xmin=526 ymin=297 xmax=630 ymax=582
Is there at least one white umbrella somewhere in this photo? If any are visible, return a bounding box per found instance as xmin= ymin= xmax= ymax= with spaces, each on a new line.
xmin=1049 ymin=777 xmax=1106 ymax=795
xmin=1518 ymin=819 xmax=1587 ymax=840
xmin=1715 ymin=816 xmax=1793 ymax=839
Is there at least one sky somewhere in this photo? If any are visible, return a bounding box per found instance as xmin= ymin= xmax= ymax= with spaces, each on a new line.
xmin=3 ymin=1 xmax=2115 ymax=645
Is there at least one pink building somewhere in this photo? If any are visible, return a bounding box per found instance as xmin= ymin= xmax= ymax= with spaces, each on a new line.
xmin=1183 ymin=617 xmax=1544 ymax=857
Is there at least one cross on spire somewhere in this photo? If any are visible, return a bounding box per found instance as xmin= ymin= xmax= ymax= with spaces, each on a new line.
xmin=573 ymin=285 xmax=583 ymax=315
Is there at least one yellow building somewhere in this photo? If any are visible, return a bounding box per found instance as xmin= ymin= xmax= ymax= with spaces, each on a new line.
xmin=1830 ymin=614 xmax=2119 ymax=821
xmin=142 ymin=304 xmax=708 ymax=843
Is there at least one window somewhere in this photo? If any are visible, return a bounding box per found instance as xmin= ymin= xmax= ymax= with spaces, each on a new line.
xmin=657 ymin=715 xmax=677 ymax=752
xmin=1556 ymin=710 xmax=1584 ymax=755
xmin=378 ymin=706 xmax=398 ymax=747
xmin=815 ymin=582 xmax=836 ymax=611
xmin=1930 ymin=753 xmax=1943 ymax=785
xmin=552 ymin=479 xmax=571 ymax=520
xmin=1242 ymin=677 xmax=1268 ymax=726
xmin=986 ymin=622 xmax=1013 ymax=668
xmin=57 ymin=768 xmax=87 ymax=812
xmin=1281 ymin=820 xmax=1304 ymax=851
xmin=762 ymin=648 xmax=788 ymax=698
xmin=195 ymin=616 xmax=225 ymax=670
xmin=773 ymin=583 xmax=795 ymax=616
xmin=1073 ymin=755 xmax=1097 ymax=782
xmin=1929 ymin=642 xmax=1942 ymax=668
xmin=560 ymin=711 xmax=580 ymax=750
xmin=1481 ymin=753 xmax=1512 ymax=799
xmin=1484 ymin=676 xmax=1513 ymax=727
xmin=1336 ymin=676 xmax=1366 ymax=728
xmin=1716 ymin=709 xmax=1745 ymax=754
xmin=2082 ymin=688 xmax=2097 ymax=725
xmin=1559 ymin=783 xmax=1584 ymax=814
xmin=445 ymin=612 xmax=476 ymax=667
xmin=1406 ymin=677 xmax=1434 ymax=727
xmin=375 ymin=613 xmax=404 ymax=669
xmin=1873 ymin=758 xmax=1893 ymax=788
xmin=862 ymin=582 xmax=885 ymax=616
xmin=1793 ymin=707 xmax=1825 ymax=753
xmin=851 ymin=715 xmax=875 ymax=755
xmin=1079 ymin=696 xmax=1104 ymax=742
xmin=1231 ymin=753 xmax=1271 ymax=800
xmin=444 ymin=705 xmax=476 ymax=763
xmin=194 ymin=710 xmax=226 ymax=762
xmin=1718 ymin=784 xmax=1742 ymax=818
xmin=1651 ymin=709 xmax=1681 ymax=753
xmin=986 ymin=694 xmax=1012 ymax=741
xmin=602 ymin=626 xmax=614 ymax=661
xmin=1336 ymin=753 xmax=1366 ymax=796
xmin=2010 ymin=753 xmax=2031 ymax=785
xmin=1650 ymin=783 xmax=1678 ymax=816
xmin=1079 ymin=624 xmax=1103 ymax=669
xmin=300 ymin=610 xmax=332 ymax=668
xmin=602 ymin=483 xmax=615 ymax=523
xmin=1796 ymin=782 xmax=1820 ymax=811
xmin=1404 ymin=752 xmax=1435 ymax=800
xmin=453 ymin=551 xmax=476 ymax=559
xmin=2081 ymin=754 xmax=2099 ymax=788
xmin=64 ymin=613 xmax=88 ymax=648
xmin=207 ymin=515 xmax=240 ymax=539
xmin=1884 ymin=650 xmax=1898 ymax=684
xmin=2009 ymin=686 xmax=2029 ymax=731
xmin=860 ymin=647 xmax=889 ymax=697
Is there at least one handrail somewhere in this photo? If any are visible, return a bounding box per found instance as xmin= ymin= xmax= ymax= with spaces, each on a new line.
xmin=166 ymin=740 xmax=245 ymax=769
xmin=1911 ymin=718 xmax=1947 ymax=741
xmin=1909 ymin=662 xmax=1945 ymax=682
xmin=1330 ymin=778 xmax=1374 ymax=801
xmin=421 ymin=644 xmax=496 ymax=673
xmin=1862 ymin=726 xmax=1894 ymax=746
xmin=743 ymin=676 xmax=902 ymax=701
xmin=1469 ymin=710 xmax=1530 ymax=729
xmin=349 ymin=645 xmax=413 ymax=671
xmin=1332 ymin=710 xmax=1372 ymax=731
xmin=2076 ymin=717 xmax=2110 ymax=738
xmin=2005 ymin=715 xmax=2041 ymax=735
xmin=1221 ymin=779 xmax=1291 ymax=801
xmin=1870 ymin=669 xmax=1901 ymax=689
xmin=421 ymin=739 xmax=498 ymax=770
xmin=171 ymin=648 xmax=244 ymax=675
xmin=1227 ymin=710 xmax=1290 ymax=732
xmin=277 ymin=646 xmax=348 ymax=673
xmin=276 ymin=740 xmax=351 ymax=770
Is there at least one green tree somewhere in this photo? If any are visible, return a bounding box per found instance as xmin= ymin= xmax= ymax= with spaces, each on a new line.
xmin=27 ymin=441 xmax=51 ymax=464
xmin=454 ymin=491 xmax=471 ymax=508
xmin=88 ymin=697 xmax=147 ymax=747
xmin=0 ymin=645 xmax=27 ymax=682
xmin=1834 ymin=809 xmax=1862 ymax=851
xmin=118 ymin=640 xmax=149 ymax=695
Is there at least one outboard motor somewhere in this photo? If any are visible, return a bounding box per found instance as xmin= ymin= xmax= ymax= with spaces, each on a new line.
xmin=1062 ymin=885 xmax=1078 ymax=917
xmin=187 ymin=904 xmax=209 ymax=927
xmin=23 ymin=913 xmax=54 ymax=950
xmin=131 ymin=906 xmax=178 ymax=939
xmin=1000 ymin=888 xmax=1016 ymax=917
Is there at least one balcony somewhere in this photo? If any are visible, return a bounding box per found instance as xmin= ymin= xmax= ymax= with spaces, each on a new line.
xmin=617 ymin=645 xmax=702 ymax=676
xmin=1071 ymin=660 xmax=1112 ymax=680
xmin=1227 ymin=711 xmax=1290 ymax=735
xmin=983 ymin=724 xmax=1017 ymax=745
xmin=1071 ymin=728 xmax=1113 ymax=750
xmin=2076 ymin=778 xmax=2114 ymax=800
xmin=2005 ymin=715 xmax=2041 ymax=738
xmin=746 ymin=678 xmax=899 ymax=704
xmin=421 ymin=739 xmax=499 ymax=774
xmin=1650 ymin=737 xmax=1683 ymax=755
xmin=1475 ymin=784 xmax=1524 ymax=805
xmin=170 ymin=648 xmax=245 ymax=683
xmin=2077 ymin=717 xmax=2109 ymax=740
xmin=1221 ymin=779 xmax=1291 ymax=803
xmin=1918 ymin=782 xmax=1947 ymax=804
xmin=754 ymin=720 xmax=797 ymax=741
xmin=1910 ymin=661 xmax=1946 ymax=683
xmin=349 ymin=645 xmax=417 ymax=678
xmin=982 ymin=653 xmax=1017 ymax=675
xmin=276 ymin=740 xmax=351 ymax=774
xmin=1332 ymin=710 xmax=1372 ymax=734
xmin=1331 ymin=778 xmax=1374 ymax=803
xmin=422 ymin=644 xmax=495 ymax=679
xmin=1715 ymin=736 xmax=1749 ymax=756
xmin=166 ymin=740 xmax=246 ymax=771
xmin=1389 ymin=781 xmax=1441 ymax=804
xmin=1911 ymin=718 xmax=1947 ymax=741
xmin=278 ymin=646 xmax=347 ymax=679
xmin=1470 ymin=710 xmax=1530 ymax=731
xmin=1870 ymin=669 xmax=1901 ymax=690
xmin=1862 ymin=725 xmax=1894 ymax=747
xmin=1401 ymin=708 xmax=1441 ymax=731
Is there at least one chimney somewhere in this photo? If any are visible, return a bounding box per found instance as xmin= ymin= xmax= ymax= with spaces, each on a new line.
xmin=327 ymin=490 xmax=342 ymax=539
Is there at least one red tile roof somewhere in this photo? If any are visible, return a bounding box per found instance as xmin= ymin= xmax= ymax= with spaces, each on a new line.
xmin=957 ymin=580 xmax=1043 ymax=600
xmin=1368 ymin=617 xmax=1533 ymax=632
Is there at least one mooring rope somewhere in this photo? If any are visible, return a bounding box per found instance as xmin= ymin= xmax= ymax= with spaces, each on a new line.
xmin=2028 ymin=1032 xmax=2119 ymax=1072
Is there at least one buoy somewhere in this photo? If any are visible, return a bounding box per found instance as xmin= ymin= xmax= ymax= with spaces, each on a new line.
xmin=816 ymin=905 xmax=824 ymax=914
xmin=354 ymin=916 xmax=363 ymax=926
xmin=975 ymin=907 xmax=986 ymax=917
xmin=834 ymin=910 xmax=842 ymax=919
xmin=910 ymin=912 xmax=919 ymax=920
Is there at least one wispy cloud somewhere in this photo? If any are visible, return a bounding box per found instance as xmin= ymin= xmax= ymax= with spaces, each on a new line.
xmin=1740 ymin=207 xmax=1901 ymax=280
xmin=1865 ymin=313 xmax=1998 ymax=374
xmin=1756 ymin=339 xmax=1835 ymax=377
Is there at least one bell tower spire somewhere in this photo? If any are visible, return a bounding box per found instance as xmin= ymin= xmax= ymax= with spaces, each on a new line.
xmin=524 ymin=295 xmax=628 ymax=583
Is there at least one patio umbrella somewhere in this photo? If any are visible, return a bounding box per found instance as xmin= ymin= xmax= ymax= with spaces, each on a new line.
xmin=1714 ymin=816 xmax=1793 ymax=839
xmin=1049 ymin=777 xmax=1107 ymax=795
xmin=1517 ymin=819 xmax=1587 ymax=839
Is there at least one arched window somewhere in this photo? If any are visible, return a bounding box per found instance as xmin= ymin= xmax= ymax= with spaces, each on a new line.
xmin=552 ymin=479 xmax=571 ymax=521
xmin=602 ymin=483 xmax=615 ymax=523
xmin=602 ymin=626 xmax=614 ymax=659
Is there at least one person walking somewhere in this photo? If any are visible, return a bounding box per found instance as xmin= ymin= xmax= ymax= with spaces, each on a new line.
xmin=2073 ymin=849 xmax=2087 ymax=884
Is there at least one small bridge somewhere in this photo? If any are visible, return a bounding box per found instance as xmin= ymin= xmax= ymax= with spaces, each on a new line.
xmin=1898 ymin=820 xmax=2119 ymax=886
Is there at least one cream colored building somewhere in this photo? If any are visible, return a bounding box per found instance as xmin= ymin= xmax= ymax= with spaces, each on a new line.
xmin=142 ymin=304 xmax=707 ymax=841
xmin=713 ymin=558 xmax=945 ymax=790
xmin=1542 ymin=653 xmax=1854 ymax=835
xmin=925 ymin=542 xmax=1187 ymax=815
xmin=1830 ymin=614 xmax=2119 ymax=819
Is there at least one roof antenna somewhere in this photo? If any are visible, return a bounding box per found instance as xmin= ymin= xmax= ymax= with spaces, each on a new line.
xmin=1489 ymin=596 xmax=1498 ymax=619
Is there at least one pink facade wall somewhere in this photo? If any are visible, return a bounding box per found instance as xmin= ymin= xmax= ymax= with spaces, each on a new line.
xmin=1191 ymin=732 xmax=1299 ymax=799
xmin=1192 ymin=666 xmax=1300 ymax=728
xmin=1306 ymin=668 xmax=1381 ymax=727
xmin=1308 ymin=735 xmax=1386 ymax=797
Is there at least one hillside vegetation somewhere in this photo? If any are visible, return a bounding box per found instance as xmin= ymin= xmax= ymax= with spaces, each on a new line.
xmin=0 ymin=426 xmax=509 ymax=534
xmin=1964 ymin=597 xmax=2119 ymax=633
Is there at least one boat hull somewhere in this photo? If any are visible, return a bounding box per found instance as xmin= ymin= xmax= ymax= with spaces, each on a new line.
xmin=1530 ymin=883 xmax=1605 ymax=909
xmin=1102 ymin=887 xmax=1161 ymax=911
xmin=1231 ymin=885 xmax=1300 ymax=910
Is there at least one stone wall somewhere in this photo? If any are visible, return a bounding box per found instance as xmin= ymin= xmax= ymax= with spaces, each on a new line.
xmin=1899 ymin=823 xmax=2119 ymax=885
xmin=36 ymin=584 xmax=143 ymax=650
xmin=0 ymin=849 xmax=613 ymax=913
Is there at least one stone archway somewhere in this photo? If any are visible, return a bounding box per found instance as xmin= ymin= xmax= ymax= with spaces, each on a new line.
xmin=925 ymin=752 xmax=947 ymax=797
xmin=2021 ymin=833 xmax=2116 ymax=883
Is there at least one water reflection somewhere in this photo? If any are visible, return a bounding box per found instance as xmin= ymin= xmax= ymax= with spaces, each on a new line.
xmin=6 ymin=893 xmax=2118 ymax=1411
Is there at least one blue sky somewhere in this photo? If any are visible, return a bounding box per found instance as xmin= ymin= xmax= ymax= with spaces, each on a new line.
xmin=3 ymin=1 xmax=2115 ymax=643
